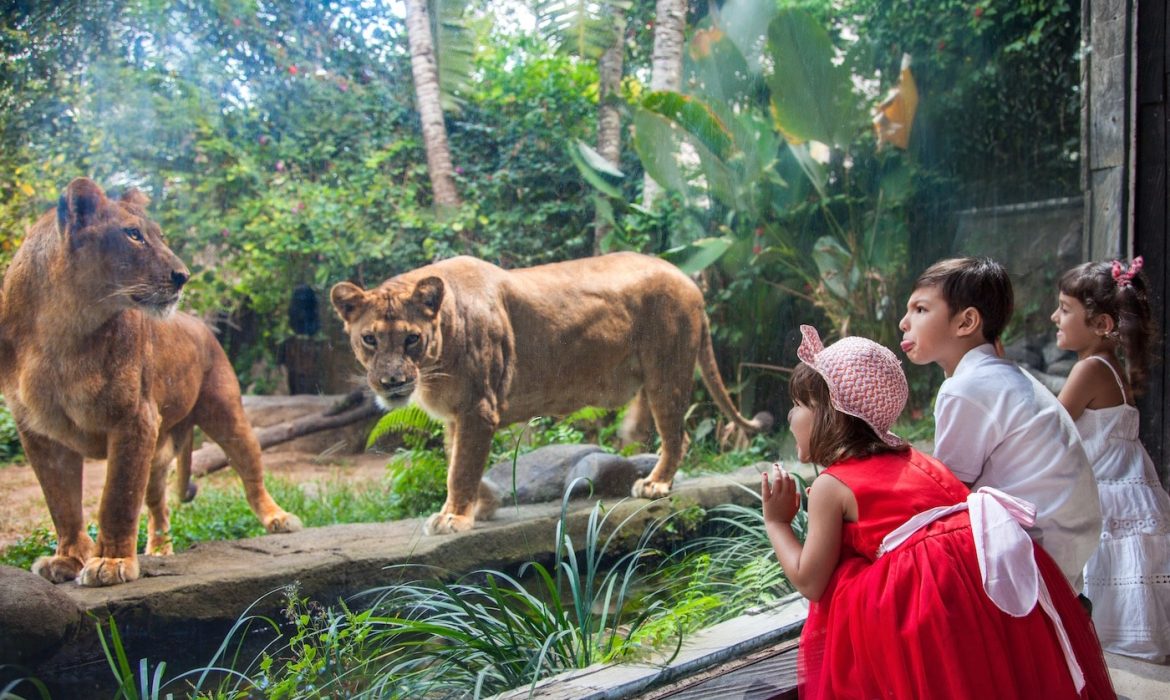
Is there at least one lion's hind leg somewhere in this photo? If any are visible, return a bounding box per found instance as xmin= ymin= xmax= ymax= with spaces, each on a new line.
xmin=630 ymin=359 xmax=694 ymax=500
xmin=144 ymin=432 xmax=185 ymax=556
xmin=618 ymin=389 xmax=655 ymax=448
xmin=24 ymin=432 xmax=95 ymax=583
xmin=194 ymin=358 xmax=302 ymax=535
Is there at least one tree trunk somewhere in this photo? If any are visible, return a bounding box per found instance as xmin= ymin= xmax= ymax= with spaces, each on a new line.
xmin=593 ymin=8 xmax=627 ymax=255
xmin=642 ymin=0 xmax=686 ymax=209
xmin=191 ymin=393 xmax=382 ymax=476
xmin=406 ymin=0 xmax=460 ymax=209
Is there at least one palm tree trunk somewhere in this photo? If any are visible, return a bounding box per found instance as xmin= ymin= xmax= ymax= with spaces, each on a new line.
xmin=642 ymin=0 xmax=685 ymax=209
xmin=593 ymin=8 xmax=626 ymax=255
xmin=406 ymin=0 xmax=460 ymax=209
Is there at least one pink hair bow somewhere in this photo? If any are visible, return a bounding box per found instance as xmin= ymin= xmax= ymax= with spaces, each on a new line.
xmin=1111 ymin=256 xmax=1143 ymax=288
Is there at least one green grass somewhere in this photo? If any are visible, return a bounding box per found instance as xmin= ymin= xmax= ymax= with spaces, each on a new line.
xmin=0 ymin=475 xmax=396 ymax=570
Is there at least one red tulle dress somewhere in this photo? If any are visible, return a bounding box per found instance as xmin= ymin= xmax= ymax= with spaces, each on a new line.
xmin=797 ymin=448 xmax=1116 ymax=699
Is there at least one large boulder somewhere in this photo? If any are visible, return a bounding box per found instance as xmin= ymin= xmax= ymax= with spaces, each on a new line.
xmin=0 ymin=565 xmax=84 ymax=665
xmin=566 ymin=452 xmax=656 ymax=498
xmin=484 ymin=444 xmax=604 ymax=504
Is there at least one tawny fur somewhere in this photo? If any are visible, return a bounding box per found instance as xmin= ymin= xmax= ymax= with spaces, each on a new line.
xmin=0 ymin=178 xmax=300 ymax=587
xmin=331 ymin=253 xmax=771 ymax=535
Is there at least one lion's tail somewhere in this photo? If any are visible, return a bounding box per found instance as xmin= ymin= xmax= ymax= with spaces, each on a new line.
xmin=697 ymin=315 xmax=774 ymax=435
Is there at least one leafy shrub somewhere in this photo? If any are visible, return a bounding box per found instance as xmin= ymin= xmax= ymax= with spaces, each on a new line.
xmin=0 ymin=396 xmax=24 ymax=463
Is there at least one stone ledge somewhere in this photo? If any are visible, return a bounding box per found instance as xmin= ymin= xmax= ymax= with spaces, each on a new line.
xmin=5 ymin=471 xmax=764 ymax=696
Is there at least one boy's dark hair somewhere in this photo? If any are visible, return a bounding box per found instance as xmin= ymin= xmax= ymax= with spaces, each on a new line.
xmin=789 ymin=363 xmax=907 ymax=467
xmin=1059 ymin=260 xmax=1157 ymax=393
xmin=913 ymin=257 xmax=1014 ymax=343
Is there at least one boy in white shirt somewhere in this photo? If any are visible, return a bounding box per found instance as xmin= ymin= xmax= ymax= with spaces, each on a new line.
xmin=899 ymin=257 xmax=1101 ymax=594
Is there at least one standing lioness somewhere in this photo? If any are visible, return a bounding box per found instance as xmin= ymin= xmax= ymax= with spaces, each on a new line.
xmin=0 ymin=178 xmax=300 ymax=587
xmin=331 ymin=253 xmax=772 ymax=535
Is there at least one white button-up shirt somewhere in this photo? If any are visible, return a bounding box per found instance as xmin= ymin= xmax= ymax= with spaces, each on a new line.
xmin=933 ymin=344 xmax=1102 ymax=592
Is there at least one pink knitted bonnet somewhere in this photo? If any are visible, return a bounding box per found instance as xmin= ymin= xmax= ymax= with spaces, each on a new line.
xmin=796 ymin=325 xmax=908 ymax=447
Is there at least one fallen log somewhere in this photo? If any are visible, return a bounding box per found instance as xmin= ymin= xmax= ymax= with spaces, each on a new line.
xmin=192 ymin=391 xmax=382 ymax=477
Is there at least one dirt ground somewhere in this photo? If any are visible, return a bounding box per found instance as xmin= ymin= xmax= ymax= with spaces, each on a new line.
xmin=0 ymin=449 xmax=391 ymax=551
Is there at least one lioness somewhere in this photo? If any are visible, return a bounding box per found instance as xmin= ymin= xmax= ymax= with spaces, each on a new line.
xmin=331 ymin=253 xmax=772 ymax=535
xmin=0 ymin=178 xmax=301 ymax=587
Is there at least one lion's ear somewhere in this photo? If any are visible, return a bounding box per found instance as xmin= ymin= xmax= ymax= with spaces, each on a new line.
xmin=120 ymin=188 xmax=151 ymax=209
xmin=56 ymin=177 xmax=106 ymax=236
xmin=413 ymin=277 xmax=444 ymax=317
xmin=330 ymin=282 xmax=368 ymax=324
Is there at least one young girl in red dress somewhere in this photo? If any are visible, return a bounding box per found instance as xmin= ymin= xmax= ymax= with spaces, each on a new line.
xmin=762 ymin=325 xmax=1116 ymax=699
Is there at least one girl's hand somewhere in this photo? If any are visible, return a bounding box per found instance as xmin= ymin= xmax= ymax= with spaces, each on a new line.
xmin=761 ymin=463 xmax=801 ymax=525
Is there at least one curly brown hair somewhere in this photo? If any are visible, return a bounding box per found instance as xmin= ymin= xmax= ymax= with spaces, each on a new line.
xmin=789 ymin=363 xmax=908 ymax=467
xmin=1058 ymin=260 xmax=1158 ymax=394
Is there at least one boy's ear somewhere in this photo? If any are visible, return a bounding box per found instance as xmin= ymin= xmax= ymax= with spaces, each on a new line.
xmin=953 ymin=306 xmax=983 ymax=339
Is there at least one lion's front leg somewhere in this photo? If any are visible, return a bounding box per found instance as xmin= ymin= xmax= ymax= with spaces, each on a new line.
xmin=78 ymin=417 xmax=159 ymax=587
xmin=425 ymin=414 xmax=496 ymax=535
xmin=23 ymin=432 xmax=94 ymax=583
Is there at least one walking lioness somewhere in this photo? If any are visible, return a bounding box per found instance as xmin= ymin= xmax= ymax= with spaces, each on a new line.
xmin=0 ymin=178 xmax=300 ymax=586
xmin=331 ymin=253 xmax=772 ymax=535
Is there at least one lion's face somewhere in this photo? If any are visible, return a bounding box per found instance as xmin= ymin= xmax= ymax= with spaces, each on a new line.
xmin=57 ymin=178 xmax=190 ymax=316
xmin=331 ymin=276 xmax=445 ymax=408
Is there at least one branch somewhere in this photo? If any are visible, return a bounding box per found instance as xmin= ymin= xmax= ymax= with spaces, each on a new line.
xmin=191 ymin=391 xmax=382 ymax=477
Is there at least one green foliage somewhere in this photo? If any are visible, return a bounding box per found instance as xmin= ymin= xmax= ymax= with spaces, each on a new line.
xmin=366 ymin=405 xmax=443 ymax=452
xmin=0 ymin=3 xmax=616 ymax=380
xmin=841 ymin=0 xmax=1080 ymax=205
xmin=652 ymin=491 xmax=805 ymax=621
xmin=29 ymin=480 xmax=803 ymax=699
xmin=0 ymin=671 xmax=51 ymax=700
xmin=0 ymin=396 xmax=24 ymax=463
xmin=96 ymin=616 xmax=170 ymax=700
xmin=0 ymin=528 xmax=56 ymax=572
xmin=364 ymin=405 xmax=448 ymax=519
xmin=532 ymin=0 xmax=632 ymax=61
xmin=384 ymin=450 xmax=450 ymax=521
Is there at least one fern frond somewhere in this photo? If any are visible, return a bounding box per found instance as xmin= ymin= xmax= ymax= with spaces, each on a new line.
xmin=366 ymin=405 xmax=445 ymax=450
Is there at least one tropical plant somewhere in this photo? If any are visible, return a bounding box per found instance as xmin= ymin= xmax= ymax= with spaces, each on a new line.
xmin=650 ymin=482 xmax=807 ymax=625
xmin=571 ymin=4 xmax=913 ymax=427
xmin=0 ymin=673 xmax=50 ymax=700
xmin=74 ymin=487 xmax=723 ymax=698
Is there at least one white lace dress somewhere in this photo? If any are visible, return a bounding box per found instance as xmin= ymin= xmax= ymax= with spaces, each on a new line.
xmin=1077 ymin=357 xmax=1170 ymax=661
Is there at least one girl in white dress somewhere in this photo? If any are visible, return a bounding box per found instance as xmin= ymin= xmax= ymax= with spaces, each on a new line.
xmin=1051 ymin=256 xmax=1170 ymax=662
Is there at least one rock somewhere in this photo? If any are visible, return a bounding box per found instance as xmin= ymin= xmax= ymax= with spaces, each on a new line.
xmin=1042 ymin=342 xmax=1076 ymax=370
xmin=484 ymin=444 xmax=604 ymax=504
xmin=1003 ymin=339 xmax=1043 ymax=369
xmin=1045 ymin=358 xmax=1076 ymax=378
xmin=1025 ymin=367 xmax=1067 ymax=395
xmin=565 ymin=453 xmax=653 ymax=498
xmin=0 ymin=565 xmax=83 ymax=665
xmin=628 ymin=454 xmax=661 ymax=478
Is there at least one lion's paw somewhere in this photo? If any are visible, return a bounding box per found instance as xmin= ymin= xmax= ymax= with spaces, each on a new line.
xmin=145 ymin=540 xmax=173 ymax=556
xmin=32 ymin=555 xmax=85 ymax=584
xmin=423 ymin=511 xmax=475 ymax=535
xmin=264 ymin=511 xmax=303 ymax=534
xmin=631 ymin=477 xmax=673 ymax=499
xmin=146 ymin=529 xmax=174 ymax=556
xmin=78 ymin=556 xmax=140 ymax=587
